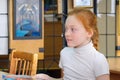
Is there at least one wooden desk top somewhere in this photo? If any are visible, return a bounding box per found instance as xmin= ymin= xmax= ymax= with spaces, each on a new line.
xmin=108 ymin=58 xmax=120 ymax=74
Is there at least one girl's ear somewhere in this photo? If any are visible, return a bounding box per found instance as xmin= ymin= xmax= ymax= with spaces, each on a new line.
xmin=87 ymin=29 xmax=93 ymax=37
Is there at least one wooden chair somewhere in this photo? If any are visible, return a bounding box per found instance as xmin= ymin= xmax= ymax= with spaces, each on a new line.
xmin=9 ymin=50 xmax=38 ymax=76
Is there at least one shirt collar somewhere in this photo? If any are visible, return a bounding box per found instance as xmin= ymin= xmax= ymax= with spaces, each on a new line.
xmin=74 ymin=41 xmax=94 ymax=54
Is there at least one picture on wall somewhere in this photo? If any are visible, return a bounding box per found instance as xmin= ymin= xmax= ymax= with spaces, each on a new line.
xmin=44 ymin=0 xmax=57 ymax=14
xmin=13 ymin=0 xmax=42 ymax=39
xmin=73 ymin=0 xmax=93 ymax=8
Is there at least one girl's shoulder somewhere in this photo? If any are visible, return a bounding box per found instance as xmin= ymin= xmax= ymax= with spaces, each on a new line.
xmin=60 ymin=47 xmax=74 ymax=56
xmin=61 ymin=47 xmax=73 ymax=52
xmin=94 ymin=51 xmax=108 ymax=63
xmin=95 ymin=51 xmax=106 ymax=59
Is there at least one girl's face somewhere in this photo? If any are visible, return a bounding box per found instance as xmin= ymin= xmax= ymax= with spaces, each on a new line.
xmin=65 ymin=15 xmax=92 ymax=48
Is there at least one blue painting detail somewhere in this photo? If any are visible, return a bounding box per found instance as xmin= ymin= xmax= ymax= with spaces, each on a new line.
xmin=16 ymin=19 xmax=40 ymax=37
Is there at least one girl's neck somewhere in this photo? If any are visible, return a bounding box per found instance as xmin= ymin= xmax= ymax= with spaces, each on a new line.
xmin=75 ymin=40 xmax=91 ymax=48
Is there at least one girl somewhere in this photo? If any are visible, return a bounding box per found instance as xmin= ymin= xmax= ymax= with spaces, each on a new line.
xmin=59 ymin=8 xmax=110 ymax=80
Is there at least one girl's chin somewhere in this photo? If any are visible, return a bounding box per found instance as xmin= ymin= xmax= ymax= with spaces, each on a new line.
xmin=67 ymin=44 xmax=75 ymax=47
xmin=67 ymin=44 xmax=79 ymax=48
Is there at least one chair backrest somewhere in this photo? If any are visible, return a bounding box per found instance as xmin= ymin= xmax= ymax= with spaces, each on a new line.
xmin=9 ymin=50 xmax=38 ymax=76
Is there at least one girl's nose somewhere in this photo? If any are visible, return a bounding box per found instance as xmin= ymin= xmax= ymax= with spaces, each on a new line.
xmin=65 ymin=30 xmax=70 ymax=37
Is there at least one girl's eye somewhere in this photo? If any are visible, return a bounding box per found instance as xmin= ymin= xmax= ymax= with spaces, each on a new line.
xmin=71 ymin=28 xmax=76 ymax=32
xmin=65 ymin=27 xmax=77 ymax=33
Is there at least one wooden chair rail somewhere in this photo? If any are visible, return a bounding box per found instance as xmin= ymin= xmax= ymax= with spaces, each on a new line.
xmin=9 ymin=50 xmax=38 ymax=76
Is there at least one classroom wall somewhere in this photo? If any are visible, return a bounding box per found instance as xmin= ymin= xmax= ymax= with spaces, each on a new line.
xmin=96 ymin=0 xmax=116 ymax=57
xmin=0 ymin=0 xmax=8 ymax=55
xmin=117 ymin=0 xmax=120 ymax=46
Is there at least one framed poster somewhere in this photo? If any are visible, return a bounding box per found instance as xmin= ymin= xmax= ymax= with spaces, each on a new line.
xmin=73 ymin=0 xmax=93 ymax=8
xmin=44 ymin=0 xmax=57 ymax=14
xmin=13 ymin=0 xmax=42 ymax=39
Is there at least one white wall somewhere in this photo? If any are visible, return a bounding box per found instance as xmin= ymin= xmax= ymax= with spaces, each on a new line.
xmin=0 ymin=0 xmax=8 ymax=55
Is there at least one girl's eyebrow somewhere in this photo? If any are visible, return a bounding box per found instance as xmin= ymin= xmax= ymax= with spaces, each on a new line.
xmin=66 ymin=24 xmax=75 ymax=27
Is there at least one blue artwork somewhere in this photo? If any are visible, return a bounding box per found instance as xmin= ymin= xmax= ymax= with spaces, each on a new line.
xmin=14 ymin=0 xmax=42 ymax=39
xmin=16 ymin=19 xmax=40 ymax=37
